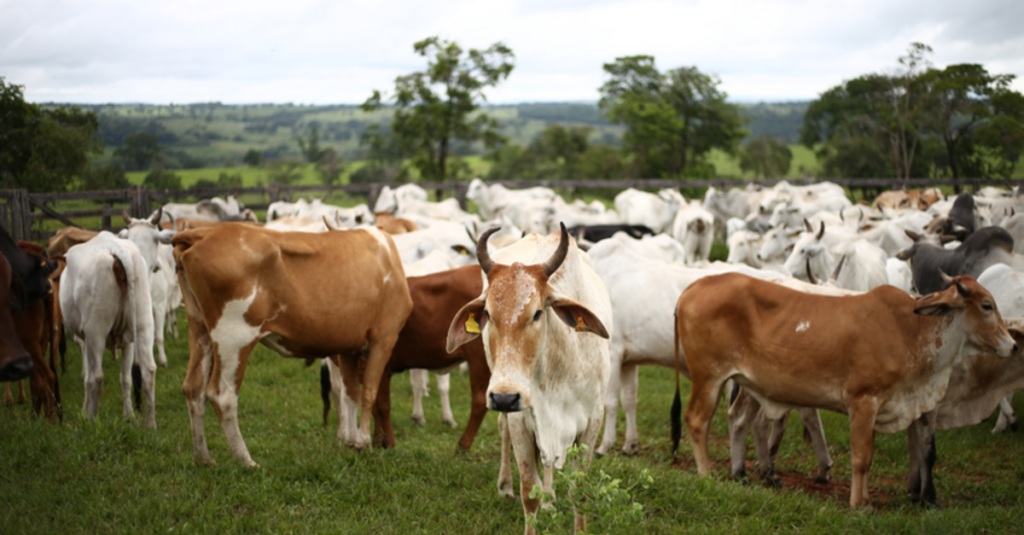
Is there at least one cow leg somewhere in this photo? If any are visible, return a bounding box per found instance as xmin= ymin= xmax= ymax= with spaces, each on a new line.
xmin=437 ymin=372 xmax=456 ymax=428
xmin=82 ymin=334 xmax=106 ymax=421
xmin=497 ymin=412 xmax=515 ymax=499
xmin=3 ymin=383 xmax=12 ymax=405
xmin=356 ymin=334 xmax=402 ymax=451
xmin=847 ymin=398 xmax=880 ymax=509
xmin=152 ymin=304 xmax=168 ymax=367
xmin=908 ymin=412 xmax=939 ymax=507
xmin=727 ymin=387 xmax=759 ymax=481
xmin=596 ymin=353 xmax=622 ymax=457
xmin=373 ymin=369 xmax=395 ymax=448
xmin=410 ymin=368 xmax=428 ymax=426
xmin=796 ymin=408 xmax=833 ymax=484
xmin=619 ymin=363 xmax=640 ymax=455
xmin=457 ymin=357 xmax=490 ymax=451
xmin=132 ymin=336 xmax=158 ymax=430
xmin=685 ymin=375 xmax=725 ymax=477
xmin=167 ymin=307 xmax=179 ymax=339
xmin=207 ymin=339 xmax=259 ymax=467
xmin=507 ymin=414 xmax=542 ymax=535
xmin=118 ymin=343 xmax=136 ymax=421
xmin=992 ymin=394 xmax=1018 ymax=434
xmin=335 ymin=355 xmax=362 ymax=447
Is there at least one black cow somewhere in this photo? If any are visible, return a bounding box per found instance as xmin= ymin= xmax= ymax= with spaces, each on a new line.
xmin=0 ymin=227 xmax=60 ymax=384
xmin=926 ymin=193 xmax=978 ymax=241
xmin=568 ymin=224 xmax=655 ymax=243
xmin=898 ymin=226 xmax=1017 ymax=294
xmin=0 ymin=254 xmax=31 ymax=382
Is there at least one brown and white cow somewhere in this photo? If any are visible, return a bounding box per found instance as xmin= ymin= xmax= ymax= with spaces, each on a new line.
xmin=674 ymin=272 xmax=1016 ymax=508
xmin=173 ymin=222 xmax=412 ymax=466
xmin=447 ymin=225 xmax=612 ymax=534
xmin=324 ymin=264 xmax=490 ymax=450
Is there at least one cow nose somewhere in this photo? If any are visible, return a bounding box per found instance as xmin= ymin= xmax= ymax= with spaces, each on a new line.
xmin=489 ymin=392 xmax=522 ymax=413
xmin=0 ymin=356 xmax=32 ymax=382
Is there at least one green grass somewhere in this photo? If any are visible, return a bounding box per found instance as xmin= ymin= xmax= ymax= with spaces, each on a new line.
xmin=2 ymin=308 xmax=1023 ymax=533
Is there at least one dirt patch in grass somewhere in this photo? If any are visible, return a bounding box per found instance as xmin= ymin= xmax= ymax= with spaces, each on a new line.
xmin=773 ymin=469 xmax=904 ymax=510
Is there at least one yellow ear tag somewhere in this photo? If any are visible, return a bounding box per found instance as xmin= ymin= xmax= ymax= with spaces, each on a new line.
xmin=574 ymin=314 xmax=587 ymax=332
xmin=465 ymin=313 xmax=480 ymax=334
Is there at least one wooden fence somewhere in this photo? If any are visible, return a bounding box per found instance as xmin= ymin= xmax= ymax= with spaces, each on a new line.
xmin=0 ymin=177 xmax=1015 ymax=243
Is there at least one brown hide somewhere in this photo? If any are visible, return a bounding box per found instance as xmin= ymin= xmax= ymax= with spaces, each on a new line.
xmin=375 ymin=212 xmax=418 ymax=235
xmin=369 ymin=265 xmax=488 ymax=450
xmin=173 ymin=222 xmax=413 ymax=464
xmin=677 ymin=272 xmax=1013 ymax=508
xmin=0 ymin=255 xmax=30 ymax=381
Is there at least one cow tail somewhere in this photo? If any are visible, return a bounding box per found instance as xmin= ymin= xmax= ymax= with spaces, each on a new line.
xmin=671 ymin=308 xmax=682 ymax=456
xmin=320 ymin=360 xmax=331 ymax=426
xmin=45 ymin=293 xmax=62 ymax=422
xmin=132 ymin=363 xmax=142 ymax=412
xmin=58 ymin=327 xmax=67 ymax=374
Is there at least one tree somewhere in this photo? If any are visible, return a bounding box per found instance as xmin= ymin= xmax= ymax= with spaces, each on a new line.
xmin=143 ymin=167 xmax=182 ymax=190
xmin=363 ymin=37 xmax=514 ymax=182
xmin=114 ymin=132 xmax=162 ymax=171
xmin=598 ymin=56 xmax=746 ymax=178
xmin=243 ymin=148 xmax=262 ymax=167
xmin=485 ymin=124 xmax=597 ymax=181
xmin=1 ymin=78 xmax=103 ymax=192
xmin=739 ymin=134 xmax=792 ymax=178
xmin=316 ymin=148 xmax=345 ymax=186
xmin=296 ymin=126 xmax=327 ymax=164
xmin=79 ymin=163 xmax=130 ymax=192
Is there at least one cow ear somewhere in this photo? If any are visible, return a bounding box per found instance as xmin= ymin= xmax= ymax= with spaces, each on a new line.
xmin=118 ymin=229 xmax=129 ymax=239
xmin=447 ymin=298 xmax=486 ymax=353
xmin=157 ymin=230 xmax=175 ymax=244
xmin=914 ymin=302 xmax=953 ymax=316
xmin=550 ymin=296 xmax=609 ymax=339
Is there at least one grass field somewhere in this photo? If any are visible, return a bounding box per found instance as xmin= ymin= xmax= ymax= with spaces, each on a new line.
xmin=2 ymin=307 xmax=1023 ymax=534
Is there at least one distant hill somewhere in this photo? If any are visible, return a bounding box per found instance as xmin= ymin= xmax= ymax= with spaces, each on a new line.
xmin=54 ymin=101 xmax=809 ymax=169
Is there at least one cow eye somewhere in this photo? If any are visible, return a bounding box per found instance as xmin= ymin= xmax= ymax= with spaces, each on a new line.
xmin=533 ymin=310 xmax=542 ymax=321
xmin=982 ymin=303 xmax=994 ymax=311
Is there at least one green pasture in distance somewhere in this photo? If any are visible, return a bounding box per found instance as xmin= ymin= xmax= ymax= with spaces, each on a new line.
xmin=2 ymin=307 xmax=1023 ymax=534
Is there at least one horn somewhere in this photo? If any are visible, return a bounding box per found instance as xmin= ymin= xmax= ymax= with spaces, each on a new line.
xmin=167 ymin=211 xmax=177 ymax=231
xmin=542 ymin=223 xmax=570 ymax=278
xmin=806 ymin=258 xmax=818 ymax=285
xmin=803 ymin=218 xmax=812 ymax=233
xmin=840 ymin=210 xmax=845 ymax=223
xmin=858 ymin=208 xmax=864 ymax=222
xmin=150 ymin=206 xmax=163 ymax=226
xmin=477 ymin=227 xmax=501 ymax=275
xmin=122 ymin=208 xmax=132 ymax=225
xmin=322 ymin=215 xmax=338 ymax=231
xmin=956 ymin=280 xmax=971 ymax=297
xmin=938 ymin=270 xmax=954 ymax=286
xmin=831 ymin=255 xmax=846 ymax=281
xmin=815 ymin=221 xmax=825 ymax=241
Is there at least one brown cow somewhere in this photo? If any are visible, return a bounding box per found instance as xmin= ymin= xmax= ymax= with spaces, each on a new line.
xmin=674 ymin=272 xmax=1016 ymax=508
xmin=173 ymin=223 xmax=413 ymax=466
xmin=375 ymin=212 xmax=418 ymax=235
xmin=2 ymin=242 xmax=62 ymax=421
xmin=324 ymin=265 xmax=490 ymax=450
xmin=0 ymin=254 xmax=30 ymax=383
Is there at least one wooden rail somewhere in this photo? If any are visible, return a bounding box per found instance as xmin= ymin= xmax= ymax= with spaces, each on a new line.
xmin=1 ymin=177 xmax=1017 ymax=243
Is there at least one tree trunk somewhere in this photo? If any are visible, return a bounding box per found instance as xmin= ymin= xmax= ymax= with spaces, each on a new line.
xmin=945 ymin=135 xmax=960 ymax=179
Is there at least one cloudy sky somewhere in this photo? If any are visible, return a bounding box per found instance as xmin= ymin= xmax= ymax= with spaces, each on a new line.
xmin=3 ymin=0 xmax=1022 ymax=105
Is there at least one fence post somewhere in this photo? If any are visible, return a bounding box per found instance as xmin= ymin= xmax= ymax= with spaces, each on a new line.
xmin=368 ymin=184 xmax=380 ymax=213
xmin=101 ymin=204 xmax=111 ymax=230
xmin=268 ymin=182 xmax=280 ymax=204
xmin=10 ymin=189 xmax=31 ymax=242
xmin=455 ymin=182 xmax=468 ymax=211
xmin=136 ymin=186 xmax=151 ymax=219
xmin=0 ymin=202 xmax=6 ymax=232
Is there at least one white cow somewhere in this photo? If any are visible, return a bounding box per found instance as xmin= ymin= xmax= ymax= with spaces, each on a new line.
xmin=119 ymin=209 xmax=176 ymax=367
xmin=615 ymin=188 xmax=685 ymax=234
xmin=162 ymin=195 xmax=256 ymax=223
xmin=389 ymin=221 xmax=478 ymax=267
xmin=466 ymin=179 xmax=557 ymax=220
xmin=784 ymin=224 xmax=888 ymax=292
xmin=977 ymin=264 xmax=1024 ymax=433
xmin=447 ymin=226 xmax=612 ymax=534
xmin=671 ymin=200 xmax=715 ymax=265
xmin=60 ymin=232 xmax=157 ymax=428
xmin=607 ymin=231 xmax=686 ymax=264
xmin=374 ymin=184 xmax=430 ymax=213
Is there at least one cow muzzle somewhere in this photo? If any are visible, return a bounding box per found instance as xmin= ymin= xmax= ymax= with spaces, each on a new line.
xmin=0 ymin=356 xmax=33 ymax=382
xmin=488 ymin=391 xmax=523 ymax=413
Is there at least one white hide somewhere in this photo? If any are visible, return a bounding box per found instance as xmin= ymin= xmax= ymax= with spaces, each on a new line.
xmin=466 ymin=179 xmax=557 ymax=220
xmin=60 ymin=232 xmax=157 ymax=428
xmin=671 ymin=200 xmax=714 ymax=265
xmin=615 ymin=188 xmax=685 ymax=234
xmin=607 ymin=231 xmax=686 ymax=264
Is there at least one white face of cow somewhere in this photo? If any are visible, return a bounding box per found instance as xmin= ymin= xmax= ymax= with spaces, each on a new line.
xmin=446 ymin=227 xmax=609 ymax=413
xmin=120 ymin=209 xmax=175 ymax=273
xmin=915 ymin=274 xmax=1019 ymax=359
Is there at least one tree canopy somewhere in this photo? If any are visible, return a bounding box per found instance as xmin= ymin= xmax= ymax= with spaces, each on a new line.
xmin=598 ymin=56 xmax=747 ymax=178
xmin=362 ymin=37 xmax=514 ymax=182
xmin=1 ymin=78 xmax=103 ymax=192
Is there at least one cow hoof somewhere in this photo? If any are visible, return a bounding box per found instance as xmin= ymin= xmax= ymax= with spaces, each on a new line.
xmin=497 ymin=483 xmax=515 ymax=500
xmin=195 ymin=456 xmax=216 ymax=467
xmin=813 ymin=476 xmax=830 ymax=485
xmin=412 ymin=416 xmax=426 ymax=427
xmin=1012 ymin=420 xmax=1019 ymax=433
xmin=621 ymin=443 xmax=639 ymax=456
xmin=443 ymin=418 xmax=457 ymax=429
xmin=765 ymin=476 xmax=785 ymax=488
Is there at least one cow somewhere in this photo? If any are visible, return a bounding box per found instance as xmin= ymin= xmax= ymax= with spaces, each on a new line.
xmin=61 ymin=232 xmax=158 ymax=428
xmin=2 ymin=241 xmax=62 ymax=421
xmin=615 ymin=188 xmax=685 ymax=234
xmin=567 ymin=224 xmax=654 ymax=243
xmin=162 ymin=195 xmax=257 ymax=224
xmin=0 ymin=254 xmax=31 ymax=383
xmin=447 ymin=225 xmax=612 ymax=534
xmin=119 ymin=209 xmax=176 ymax=367
xmin=375 ymin=212 xmax=418 ymax=235
xmin=897 ymin=226 xmax=1024 ymax=294
xmin=172 ymin=222 xmax=413 ymax=466
xmin=674 ymin=271 xmax=1017 ymax=508
xmin=466 ymin=179 xmax=557 ymax=221
xmin=672 ymin=200 xmax=715 ymax=265
xmin=324 ymin=265 xmax=491 ymax=450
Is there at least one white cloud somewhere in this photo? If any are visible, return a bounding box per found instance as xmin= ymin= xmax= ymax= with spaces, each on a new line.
xmin=2 ymin=0 xmax=1021 ymax=104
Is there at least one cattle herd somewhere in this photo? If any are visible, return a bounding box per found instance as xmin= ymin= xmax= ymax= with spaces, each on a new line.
xmin=3 ymin=178 xmax=1024 ymax=533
